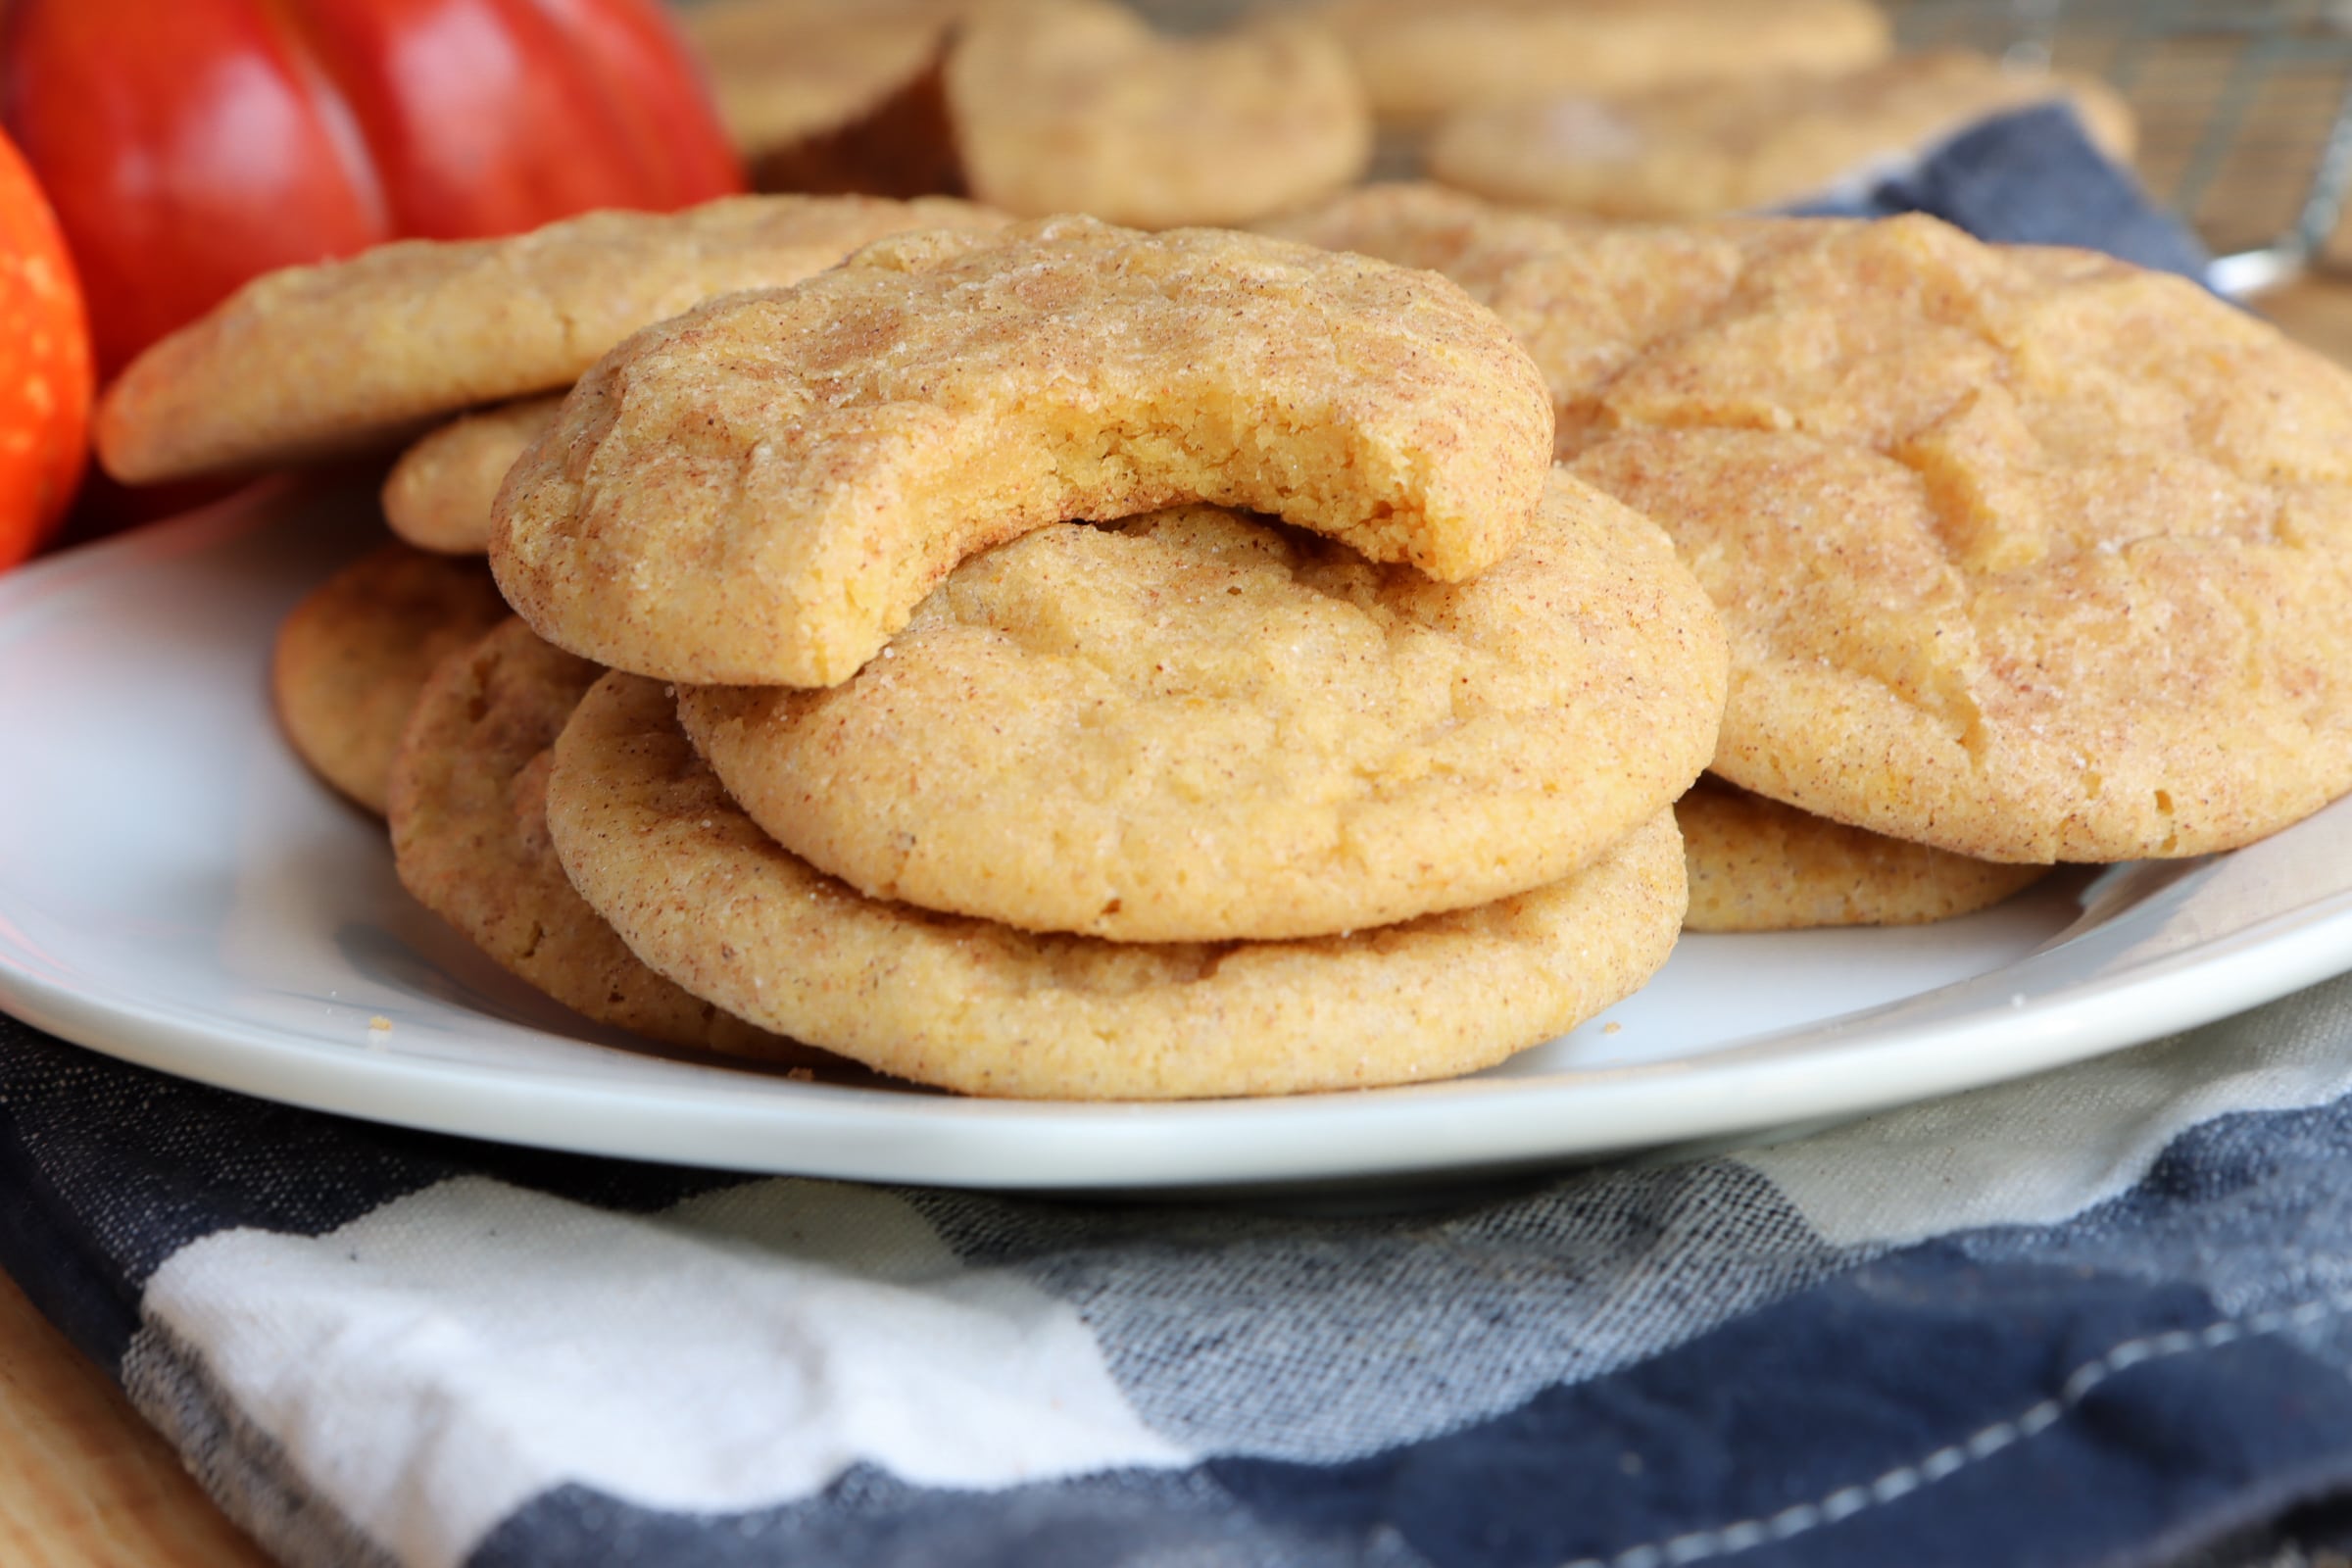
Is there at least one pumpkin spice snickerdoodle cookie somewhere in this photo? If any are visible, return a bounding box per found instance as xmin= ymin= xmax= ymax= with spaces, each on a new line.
xmin=97 ymin=193 xmax=1008 ymax=484
xmin=677 ymin=482 xmax=1724 ymax=943
xmin=387 ymin=619 xmax=832 ymax=1065
xmin=547 ymin=672 xmax=1688 ymax=1101
xmin=681 ymin=0 xmax=969 ymax=172
xmin=944 ymin=0 xmax=1371 ymax=228
xmin=1270 ymin=191 xmax=2352 ymax=863
xmin=381 ymin=396 xmax=563 ymax=556
xmin=1309 ymin=0 xmax=1890 ymax=122
xmin=1428 ymin=52 xmax=2137 ymax=221
xmin=1678 ymin=777 xmax=2048 ymax=933
xmin=494 ymin=216 xmax=1555 ymax=687
xmin=270 ymin=543 xmax=511 ymax=814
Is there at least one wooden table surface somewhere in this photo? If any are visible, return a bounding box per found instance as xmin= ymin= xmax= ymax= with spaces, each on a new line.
xmin=0 ymin=1269 xmax=270 ymax=1568
xmin=3 ymin=270 xmax=2349 ymax=1568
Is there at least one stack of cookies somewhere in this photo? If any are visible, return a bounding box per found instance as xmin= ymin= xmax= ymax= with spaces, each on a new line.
xmin=100 ymin=171 xmax=2352 ymax=1099
xmin=481 ymin=217 xmax=1727 ymax=1099
xmin=96 ymin=201 xmax=1732 ymax=1100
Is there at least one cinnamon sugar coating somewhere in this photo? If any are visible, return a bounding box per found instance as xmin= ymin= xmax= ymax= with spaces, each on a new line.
xmin=1269 ymin=189 xmax=2352 ymax=860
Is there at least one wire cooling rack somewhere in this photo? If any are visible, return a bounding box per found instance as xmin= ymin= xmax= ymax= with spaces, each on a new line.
xmin=1885 ymin=0 xmax=2352 ymax=291
xmin=1126 ymin=0 xmax=2352 ymax=295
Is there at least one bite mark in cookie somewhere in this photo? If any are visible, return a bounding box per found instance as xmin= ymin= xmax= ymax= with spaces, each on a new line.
xmin=494 ymin=217 xmax=1555 ymax=687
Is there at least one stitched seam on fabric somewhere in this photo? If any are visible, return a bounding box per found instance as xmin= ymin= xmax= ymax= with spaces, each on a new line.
xmin=1558 ymin=1293 xmax=2352 ymax=1568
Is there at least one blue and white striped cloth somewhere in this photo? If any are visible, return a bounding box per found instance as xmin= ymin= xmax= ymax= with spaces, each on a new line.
xmin=1 ymin=106 xmax=2335 ymax=1568
xmin=10 ymin=971 xmax=2352 ymax=1568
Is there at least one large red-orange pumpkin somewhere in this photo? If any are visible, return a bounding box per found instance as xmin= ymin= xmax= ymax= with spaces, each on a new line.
xmin=1 ymin=0 xmax=746 ymax=383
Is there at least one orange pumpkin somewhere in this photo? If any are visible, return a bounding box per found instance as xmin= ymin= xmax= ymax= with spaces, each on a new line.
xmin=0 ymin=125 xmax=90 ymax=571
xmin=2 ymin=0 xmax=744 ymax=384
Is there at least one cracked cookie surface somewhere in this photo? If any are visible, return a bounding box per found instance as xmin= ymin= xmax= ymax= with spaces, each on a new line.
xmin=494 ymin=216 xmax=1555 ymax=686
xmin=677 ymin=480 xmax=1723 ymax=942
xmin=548 ymin=671 xmax=1688 ymax=1101
xmin=1269 ymin=189 xmax=2352 ymax=861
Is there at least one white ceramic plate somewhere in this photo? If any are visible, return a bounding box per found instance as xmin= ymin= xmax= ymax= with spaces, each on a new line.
xmin=4 ymin=479 xmax=2352 ymax=1191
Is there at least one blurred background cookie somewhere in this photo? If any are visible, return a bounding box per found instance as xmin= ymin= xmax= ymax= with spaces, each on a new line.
xmin=1428 ymin=51 xmax=2136 ymax=220
xmin=682 ymin=0 xmax=972 ymax=183
xmin=945 ymin=0 xmax=1370 ymax=226
xmin=702 ymin=0 xmax=1373 ymax=227
xmin=1306 ymin=0 xmax=1890 ymax=122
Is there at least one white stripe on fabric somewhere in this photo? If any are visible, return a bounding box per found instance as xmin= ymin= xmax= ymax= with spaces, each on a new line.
xmin=139 ymin=1176 xmax=1187 ymax=1568
xmin=1741 ymin=974 xmax=2352 ymax=1248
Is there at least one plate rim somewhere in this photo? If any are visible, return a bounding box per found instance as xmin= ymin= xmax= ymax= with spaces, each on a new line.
xmin=3 ymin=487 xmax=2351 ymax=1191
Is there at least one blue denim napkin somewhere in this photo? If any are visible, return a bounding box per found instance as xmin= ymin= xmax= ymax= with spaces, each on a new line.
xmin=2 ymin=97 xmax=2342 ymax=1568
xmin=1788 ymin=101 xmax=2213 ymax=283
